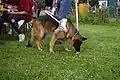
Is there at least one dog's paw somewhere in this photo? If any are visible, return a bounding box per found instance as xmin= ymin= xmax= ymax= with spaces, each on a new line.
xmin=27 ymin=44 xmax=32 ymax=47
xmin=65 ymin=48 xmax=71 ymax=52
xmin=76 ymin=52 xmax=80 ymax=54
xmin=49 ymin=48 xmax=54 ymax=53
xmin=38 ymin=48 xmax=42 ymax=51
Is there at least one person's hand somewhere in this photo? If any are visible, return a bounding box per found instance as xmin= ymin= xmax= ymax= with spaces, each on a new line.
xmin=7 ymin=11 xmax=16 ymax=14
xmin=7 ymin=11 xmax=27 ymax=15
xmin=32 ymin=6 xmax=35 ymax=11
xmin=52 ymin=0 xmax=57 ymax=7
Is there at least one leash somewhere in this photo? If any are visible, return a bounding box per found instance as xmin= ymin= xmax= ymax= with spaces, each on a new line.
xmin=45 ymin=10 xmax=68 ymax=32
xmin=45 ymin=10 xmax=60 ymax=23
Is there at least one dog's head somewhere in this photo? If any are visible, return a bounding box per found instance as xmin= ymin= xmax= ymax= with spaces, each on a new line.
xmin=67 ymin=20 xmax=87 ymax=52
xmin=70 ymin=32 xmax=87 ymax=52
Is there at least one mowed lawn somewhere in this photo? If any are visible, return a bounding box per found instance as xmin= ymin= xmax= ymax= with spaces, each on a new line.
xmin=0 ymin=24 xmax=120 ymax=80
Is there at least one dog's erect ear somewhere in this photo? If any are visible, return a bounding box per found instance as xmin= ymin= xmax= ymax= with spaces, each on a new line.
xmin=82 ymin=37 xmax=88 ymax=41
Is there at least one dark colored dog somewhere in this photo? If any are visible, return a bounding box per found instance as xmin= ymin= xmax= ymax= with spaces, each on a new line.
xmin=27 ymin=15 xmax=87 ymax=53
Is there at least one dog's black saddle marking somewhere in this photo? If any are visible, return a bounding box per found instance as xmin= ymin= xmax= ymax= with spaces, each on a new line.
xmin=37 ymin=15 xmax=60 ymax=29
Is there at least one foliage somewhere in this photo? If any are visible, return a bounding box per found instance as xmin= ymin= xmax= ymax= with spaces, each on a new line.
xmin=84 ymin=8 xmax=109 ymax=24
xmin=68 ymin=8 xmax=109 ymax=25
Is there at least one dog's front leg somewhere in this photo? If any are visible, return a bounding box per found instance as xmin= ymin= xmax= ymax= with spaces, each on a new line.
xmin=64 ymin=39 xmax=71 ymax=52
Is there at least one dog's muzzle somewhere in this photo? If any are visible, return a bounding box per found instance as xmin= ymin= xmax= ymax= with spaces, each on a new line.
xmin=73 ymin=40 xmax=83 ymax=52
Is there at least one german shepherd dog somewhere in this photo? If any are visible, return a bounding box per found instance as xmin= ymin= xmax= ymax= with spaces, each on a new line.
xmin=27 ymin=15 xmax=87 ymax=54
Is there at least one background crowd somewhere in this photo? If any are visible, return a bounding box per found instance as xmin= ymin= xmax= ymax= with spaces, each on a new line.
xmin=0 ymin=0 xmax=72 ymax=45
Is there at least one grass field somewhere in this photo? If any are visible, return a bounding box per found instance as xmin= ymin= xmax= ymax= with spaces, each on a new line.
xmin=0 ymin=24 xmax=120 ymax=80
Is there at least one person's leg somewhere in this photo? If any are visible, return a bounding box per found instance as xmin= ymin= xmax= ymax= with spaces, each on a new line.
xmin=11 ymin=18 xmax=22 ymax=34
xmin=0 ymin=17 xmax=4 ymax=34
xmin=8 ymin=14 xmax=26 ymax=42
xmin=57 ymin=0 xmax=70 ymax=19
xmin=8 ymin=14 xmax=26 ymax=34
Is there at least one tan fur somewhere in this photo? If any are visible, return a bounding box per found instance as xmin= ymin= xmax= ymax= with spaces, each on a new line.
xmin=28 ymin=20 xmax=69 ymax=53
xmin=27 ymin=17 xmax=87 ymax=53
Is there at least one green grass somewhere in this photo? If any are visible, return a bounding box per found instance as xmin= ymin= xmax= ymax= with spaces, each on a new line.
xmin=0 ymin=24 xmax=120 ymax=80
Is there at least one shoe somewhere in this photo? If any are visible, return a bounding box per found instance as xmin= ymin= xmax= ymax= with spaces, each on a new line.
xmin=18 ymin=34 xmax=25 ymax=42
xmin=55 ymin=39 xmax=62 ymax=44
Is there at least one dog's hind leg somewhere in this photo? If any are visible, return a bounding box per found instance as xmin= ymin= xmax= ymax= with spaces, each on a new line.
xmin=34 ymin=31 xmax=44 ymax=51
xmin=34 ymin=31 xmax=43 ymax=51
xmin=33 ymin=20 xmax=45 ymax=51
xmin=35 ymin=39 xmax=42 ymax=51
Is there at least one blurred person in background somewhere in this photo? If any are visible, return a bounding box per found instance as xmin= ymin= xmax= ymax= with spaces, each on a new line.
xmin=36 ymin=2 xmax=41 ymax=17
xmin=45 ymin=0 xmax=56 ymax=15
xmin=53 ymin=0 xmax=70 ymax=19
xmin=31 ymin=0 xmax=37 ymax=18
xmin=45 ymin=0 xmax=53 ymax=11
xmin=0 ymin=0 xmax=33 ymax=42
